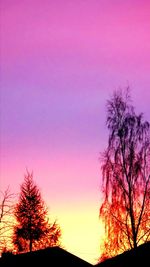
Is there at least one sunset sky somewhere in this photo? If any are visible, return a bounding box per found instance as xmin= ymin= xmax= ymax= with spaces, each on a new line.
xmin=1 ymin=0 xmax=150 ymax=264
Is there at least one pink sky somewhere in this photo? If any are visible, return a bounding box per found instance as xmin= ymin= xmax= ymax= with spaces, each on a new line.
xmin=1 ymin=0 xmax=150 ymax=264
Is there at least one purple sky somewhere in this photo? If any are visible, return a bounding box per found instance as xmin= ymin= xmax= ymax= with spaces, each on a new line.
xmin=1 ymin=0 xmax=150 ymax=263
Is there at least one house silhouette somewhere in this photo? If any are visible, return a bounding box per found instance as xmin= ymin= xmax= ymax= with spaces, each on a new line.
xmin=1 ymin=241 xmax=149 ymax=267
xmin=96 ymin=241 xmax=150 ymax=267
xmin=0 ymin=246 xmax=93 ymax=267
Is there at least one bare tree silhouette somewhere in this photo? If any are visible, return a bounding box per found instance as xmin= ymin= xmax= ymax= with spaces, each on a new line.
xmin=0 ymin=187 xmax=15 ymax=253
xmin=99 ymin=89 xmax=150 ymax=260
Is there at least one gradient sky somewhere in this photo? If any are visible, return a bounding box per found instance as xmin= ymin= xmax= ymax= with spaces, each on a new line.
xmin=1 ymin=0 xmax=150 ymax=264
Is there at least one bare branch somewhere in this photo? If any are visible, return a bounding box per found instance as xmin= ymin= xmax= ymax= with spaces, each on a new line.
xmin=100 ymin=89 xmax=150 ymax=258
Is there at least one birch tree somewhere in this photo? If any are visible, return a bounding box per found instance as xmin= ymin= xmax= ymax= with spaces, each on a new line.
xmin=100 ymin=89 xmax=150 ymax=260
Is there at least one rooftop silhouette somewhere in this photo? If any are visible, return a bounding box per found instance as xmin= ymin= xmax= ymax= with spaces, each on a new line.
xmin=0 ymin=246 xmax=93 ymax=267
xmin=1 ymin=242 xmax=150 ymax=267
xmin=96 ymin=241 xmax=150 ymax=267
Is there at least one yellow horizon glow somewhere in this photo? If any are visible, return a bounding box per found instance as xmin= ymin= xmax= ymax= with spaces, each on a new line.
xmin=0 ymin=193 xmax=104 ymax=264
xmin=48 ymin=203 xmax=105 ymax=264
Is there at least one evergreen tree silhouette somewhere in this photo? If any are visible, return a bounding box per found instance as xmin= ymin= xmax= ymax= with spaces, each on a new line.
xmin=13 ymin=171 xmax=61 ymax=253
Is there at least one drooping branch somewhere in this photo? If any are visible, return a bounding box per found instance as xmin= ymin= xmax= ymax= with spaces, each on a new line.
xmin=99 ymin=89 xmax=150 ymax=260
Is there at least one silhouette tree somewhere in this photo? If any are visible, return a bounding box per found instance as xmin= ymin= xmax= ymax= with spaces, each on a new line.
xmin=13 ymin=171 xmax=61 ymax=253
xmin=33 ymin=220 xmax=61 ymax=250
xmin=99 ymin=89 xmax=150 ymax=260
xmin=0 ymin=187 xmax=14 ymax=253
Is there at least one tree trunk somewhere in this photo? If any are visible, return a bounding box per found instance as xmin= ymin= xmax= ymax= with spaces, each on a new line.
xmin=29 ymin=238 xmax=32 ymax=252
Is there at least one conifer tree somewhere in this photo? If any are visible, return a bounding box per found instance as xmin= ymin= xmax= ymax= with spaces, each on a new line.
xmin=13 ymin=171 xmax=61 ymax=253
